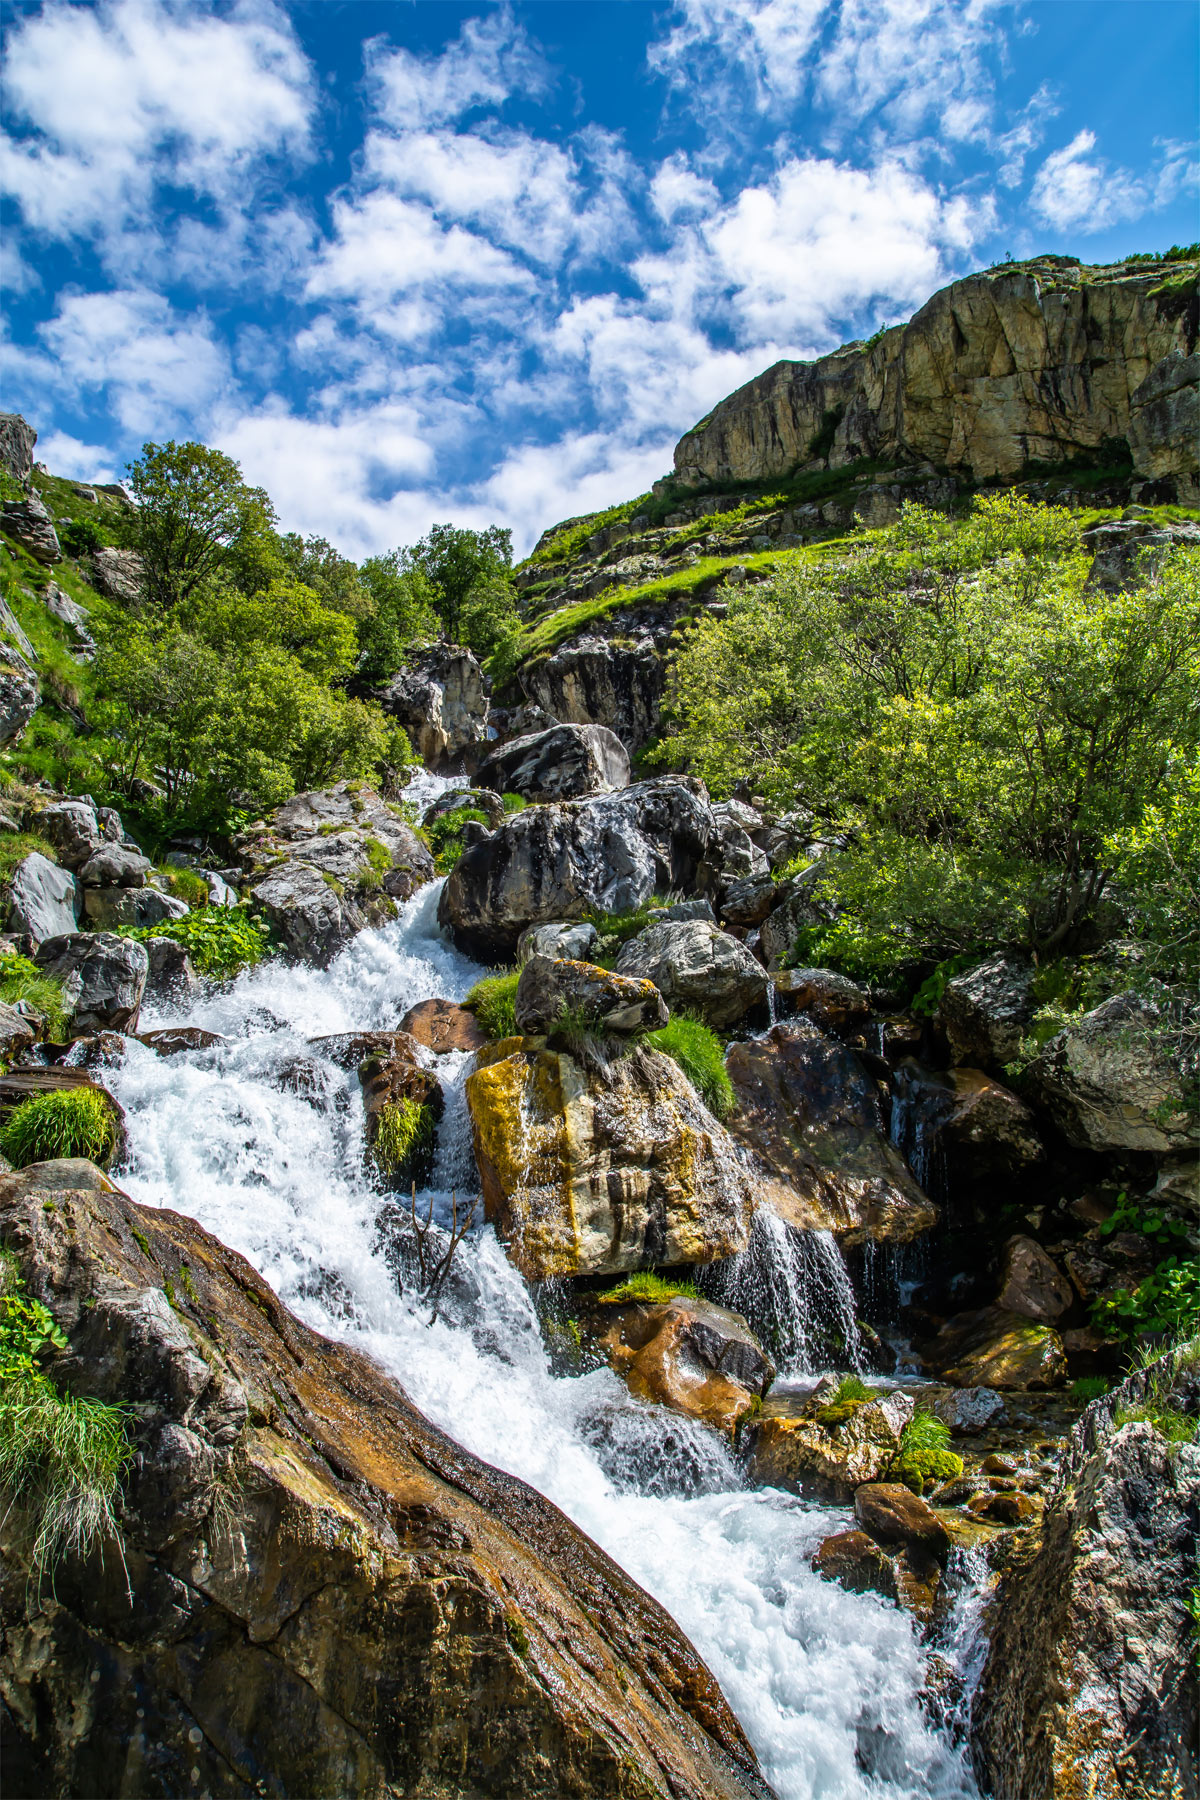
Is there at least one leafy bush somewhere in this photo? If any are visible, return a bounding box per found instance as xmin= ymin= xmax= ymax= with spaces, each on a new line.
xmin=598 ymin=1271 xmax=698 ymax=1304
xmin=0 ymin=1251 xmax=133 ymax=1580
xmin=644 ymin=1015 xmax=734 ymax=1119
xmin=1099 ymin=1189 xmax=1191 ymax=1250
xmin=1093 ymin=1257 xmax=1200 ymax=1345
xmin=0 ymin=950 xmax=68 ymax=1039
xmin=0 ymin=1087 xmax=118 ymax=1168
xmin=890 ymin=1411 xmax=963 ymax=1494
xmin=124 ymin=905 xmax=271 ymax=978
xmin=426 ymin=807 xmax=491 ymax=873
xmin=59 ymin=516 xmax=104 ymax=558
xmin=465 ymin=971 xmax=519 ymax=1039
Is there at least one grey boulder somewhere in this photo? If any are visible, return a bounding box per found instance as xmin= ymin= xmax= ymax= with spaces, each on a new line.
xmin=0 ymin=657 xmax=38 ymax=747
xmin=514 ymin=954 xmax=668 ymax=1038
xmin=79 ymin=844 xmax=152 ymax=887
xmin=1030 ymin=992 xmax=1196 ymax=1155
xmin=5 ymin=852 xmax=80 ymax=943
xmin=0 ymin=491 xmax=60 ymax=563
xmin=376 ymin=644 xmax=489 ymax=768
xmin=520 ymin=633 xmax=665 ymax=753
xmin=38 ymin=799 xmax=105 ymax=870
xmin=476 ymin=722 xmax=631 ymax=802
xmin=937 ymin=954 xmax=1034 ymax=1068
xmin=517 ymin=920 xmax=601 ymax=965
xmin=616 ymin=919 xmax=767 ymax=1029
xmin=35 ymin=931 xmax=149 ymax=1032
xmin=87 ymin=547 xmax=145 ymax=603
xmin=83 ymin=887 xmax=190 ymax=929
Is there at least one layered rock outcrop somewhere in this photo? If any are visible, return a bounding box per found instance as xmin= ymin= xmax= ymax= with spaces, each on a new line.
xmin=0 ymin=1161 xmax=769 ymax=1800
xmin=673 ymin=257 xmax=1198 ymax=496
xmin=375 ymin=644 xmax=490 ymax=768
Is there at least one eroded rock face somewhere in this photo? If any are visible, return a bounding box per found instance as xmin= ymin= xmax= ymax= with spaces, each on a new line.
xmin=34 ymin=931 xmax=148 ymax=1033
xmin=521 ymin=635 xmax=665 ymax=753
xmin=749 ymin=1380 xmax=914 ymax=1499
xmin=515 ymin=955 xmax=668 ymax=1038
xmin=0 ymin=490 xmax=60 ymax=563
xmin=1029 ymin=993 xmax=1196 ymax=1156
xmin=0 ymin=1162 xmax=768 ymax=1800
xmin=616 ymin=920 xmax=767 ymax=1030
xmin=476 ymin=722 xmax=631 ymax=802
xmin=0 ymin=659 xmax=38 ymax=746
xmin=585 ymin=1296 xmax=774 ymax=1437
xmin=440 ymin=779 xmax=714 ymax=961
xmin=972 ymin=1354 xmax=1199 ymax=1800
xmin=465 ymin=1040 xmax=757 ymax=1280
xmin=87 ymin=546 xmax=145 ymax=602
xmin=0 ymin=412 xmax=37 ymax=487
xmin=5 ymin=851 xmax=80 ymax=944
xmin=1128 ymin=348 xmax=1200 ymax=494
xmin=235 ymin=781 xmax=434 ymax=965
xmin=673 ymin=259 xmax=1197 ymax=491
xmin=725 ymin=1021 xmax=936 ymax=1244
xmin=376 ymin=644 xmax=490 ymax=769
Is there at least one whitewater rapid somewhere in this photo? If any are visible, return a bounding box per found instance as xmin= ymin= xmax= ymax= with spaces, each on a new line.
xmin=102 ymin=776 xmax=981 ymax=1800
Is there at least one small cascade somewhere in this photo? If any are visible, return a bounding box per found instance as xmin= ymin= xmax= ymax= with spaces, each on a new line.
xmin=701 ymin=1208 xmax=865 ymax=1375
xmin=890 ymin=1060 xmax=951 ymax=1209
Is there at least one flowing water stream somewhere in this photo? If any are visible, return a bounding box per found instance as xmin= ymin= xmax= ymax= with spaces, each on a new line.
xmin=99 ymin=774 xmax=982 ymax=1800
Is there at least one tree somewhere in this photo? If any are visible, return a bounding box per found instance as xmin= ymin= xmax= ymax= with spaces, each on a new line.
xmin=406 ymin=523 xmax=514 ymax=645
xmin=356 ymin=553 xmax=438 ymax=683
xmin=126 ymin=440 xmax=277 ymax=609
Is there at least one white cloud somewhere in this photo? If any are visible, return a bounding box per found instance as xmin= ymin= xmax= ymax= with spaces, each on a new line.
xmin=366 ymin=7 xmax=548 ymax=129
xmin=1028 ymin=129 xmax=1145 ymax=231
xmin=35 ymin=431 xmax=120 ymax=485
xmin=38 ymin=289 xmax=229 ymax=433
xmin=306 ymin=191 xmax=531 ymax=315
xmin=480 ymin=432 xmax=678 ymax=555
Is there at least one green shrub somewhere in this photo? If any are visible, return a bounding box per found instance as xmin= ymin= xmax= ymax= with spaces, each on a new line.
xmin=598 ymin=1271 xmax=698 ymax=1304
xmin=465 ymin=971 xmax=519 ymax=1039
xmin=369 ymin=1097 xmax=436 ymax=1184
xmin=815 ymin=1373 xmax=874 ymax=1427
xmin=0 ymin=950 xmax=68 ymax=1040
xmin=162 ymin=867 xmax=210 ymax=909
xmin=426 ymin=808 xmax=490 ymax=873
xmin=644 ymin=1015 xmax=734 ymax=1119
xmin=890 ymin=1410 xmax=963 ymax=1494
xmin=363 ymin=835 xmax=392 ymax=875
xmin=0 ymin=1252 xmax=132 ymax=1579
xmin=0 ymin=1087 xmax=118 ymax=1168
xmin=124 ymin=904 xmax=271 ymax=979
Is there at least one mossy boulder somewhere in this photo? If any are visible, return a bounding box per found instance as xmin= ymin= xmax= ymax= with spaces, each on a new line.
xmin=747 ymin=1376 xmax=913 ymax=1499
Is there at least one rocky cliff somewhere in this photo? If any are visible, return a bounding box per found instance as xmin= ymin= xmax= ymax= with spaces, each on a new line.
xmin=0 ymin=1161 xmax=769 ymax=1800
xmin=673 ymin=255 xmax=1198 ymax=499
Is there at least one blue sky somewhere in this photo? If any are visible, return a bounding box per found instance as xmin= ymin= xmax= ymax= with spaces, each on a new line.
xmin=2 ymin=0 xmax=1196 ymax=557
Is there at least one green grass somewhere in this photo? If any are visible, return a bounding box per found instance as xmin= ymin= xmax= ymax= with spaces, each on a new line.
xmin=1070 ymin=1376 xmax=1111 ymax=1404
xmin=363 ymin=835 xmax=392 ymax=875
xmin=597 ymin=1271 xmax=698 ymax=1304
xmin=644 ymin=1015 xmax=734 ymax=1119
xmin=525 ymin=495 xmax=650 ymax=568
xmin=122 ymin=904 xmax=270 ymax=979
xmin=465 ymin=971 xmax=520 ymax=1039
xmin=890 ymin=1410 xmax=963 ymax=1494
xmin=815 ymin=1373 xmax=874 ymax=1426
xmin=426 ymin=807 xmax=491 ymax=873
xmin=0 ymin=1087 xmax=119 ymax=1168
xmin=370 ymin=1096 xmax=436 ymax=1183
xmin=501 ymin=793 xmax=526 ymax=814
xmin=0 ymin=832 xmax=58 ymax=881
xmin=1115 ymin=1401 xmax=1196 ymax=1444
xmin=161 ymin=867 xmax=210 ymax=909
xmin=0 ymin=950 xmax=69 ymax=1039
xmin=0 ymin=1251 xmax=133 ymax=1581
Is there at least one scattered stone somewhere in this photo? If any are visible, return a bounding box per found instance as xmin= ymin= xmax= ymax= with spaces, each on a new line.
xmin=359 ymin=1044 xmax=443 ymax=1188
xmin=143 ymin=937 xmax=197 ymax=1003
xmin=997 ymin=1235 xmax=1074 ymax=1324
xmin=0 ymin=1001 xmax=37 ymax=1061
xmin=310 ymin=1030 xmax=422 ymax=1070
xmin=422 ymin=786 xmax=506 ymax=830
xmin=476 ymin=722 xmax=631 ymax=802
xmin=78 ymin=844 xmax=151 ymax=887
xmin=748 ymin=1381 xmax=914 ymax=1499
xmin=36 ymin=799 xmax=104 ymax=869
xmin=812 ymin=1530 xmax=899 ymax=1601
xmin=615 ymin=919 xmax=766 ymax=1029
xmin=5 ymin=852 xmax=80 ymax=944
xmin=968 ymin=1491 xmax=1043 ymax=1528
xmin=34 ymin=932 xmax=148 ymax=1033
xmin=398 ymin=997 xmax=488 ymax=1055
xmin=138 ymin=1028 xmax=226 ymax=1056
xmin=853 ymin=1482 xmax=952 ymax=1564
xmin=720 ymin=874 xmax=776 ymax=926
xmin=0 ymin=659 xmax=38 ymax=746
xmin=515 ymin=955 xmax=668 ymax=1038
xmin=925 ymin=1386 xmax=1007 ymax=1436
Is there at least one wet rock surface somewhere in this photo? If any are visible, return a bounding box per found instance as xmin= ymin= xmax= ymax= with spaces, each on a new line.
xmin=615 ymin=919 xmax=767 ymax=1030
xmin=399 ymin=997 xmax=488 ymax=1054
xmin=515 ymin=954 xmax=669 ymax=1038
xmin=748 ymin=1380 xmax=914 ymax=1499
xmin=921 ymin=1306 xmax=1068 ymax=1391
xmin=0 ymin=1162 xmax=768 ymax=1800
xmin=584 ymin=1295 xmax=775 ymax=1437
xmin=34 ymin=931 xmax=148 ymax=1033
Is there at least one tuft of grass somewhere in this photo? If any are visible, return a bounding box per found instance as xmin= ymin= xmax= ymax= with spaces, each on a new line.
xmin=501 ymin=793 xmax=526 ymax=814
xmin=1115 ymin=1401 xmax=1196 ymax=1445
xmin=426 ymin=807 xmax=491 ymax=874
xmin=815 ymin=1373 xmax=874 ymax=1427
xmin=598 ymin=1271 xmax=698 ymax=1304
xmin=370 ymin=1096 xmax=436 ymax=1183
xmin=465 ymin=971 xmax=519 ymax=1039
xmin=890 ymin=1410 xmax=963 ymax=1494
xmin=0 ymin=949 xmax=69 ymax=1039
xmin=0 ymin=832 xmax=59 ymax=882
xmin=644 ymin=1015 xmax=734 ymax=1119
xmin=1071 ymin=1375 xmax=1111 ymax=1404
xmin=161 ymin=867 xmax=210 ymax=910
xmin=363 ymin=835 xmax=392 ymax=875
xmin=0 ymin=1087 xmax=118 ymax=1168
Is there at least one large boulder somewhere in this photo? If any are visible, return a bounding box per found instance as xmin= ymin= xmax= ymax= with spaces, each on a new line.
xmin=0 ymin=657 xmax=38 ymax=746
xmin=34 ymin=932 xmax=148 ymax=1033
xmin=521 ymin=633 xmax=664 ymax=752
xmin=937 ymin=954 xmax=1035 ymax=1067
xmin=422 ymin=785 xmax=506 ymax=830
xmin=82 ymin=886 xmax=190 ymax=929
xmin=725 ymin=1020 xmax=937 ymax=1244
xmin=517 ymin=920 xmax=601 ymax=965
xmin=375 ymin=643 xmax=489 ymax=768
xmin=584 ymin=1295 xmax=774 ymax=1438
xmin=476 ymin=722 xmax=631 ymax=802
xmin=439 ymin=778 xmax=714 ymax=961
xmin=87 ymin=547 xmax=145 ymax=602
xmin=1029 ymin=993 xmax=1196 ymax=1156
xmin=748 ymin=1379 xmax=914 ymax=1499
xmin=770 ymin=966 xmax=869 ymax=1035
xmin=515 ymin=955 xmax=668 ymax=1038
xmin=36 ymin=799 xmax=105 ymax=871
xmin=235 ymin=781 xmax=434 ymax=965
xmin=615 ymin=920 xmax=767 ymax=1030
xmin=465 ymin=1040 xmax=757 ymax=1280
xmin=891 ymin=1063 xmax=1044 ymax=1188
xmin=398 ymin=997 xmax=488 ymax=1054
xmin=997 ymin=1235 xmax=1074 ymax=1324
xmin=5 ymin=852 xmax=80 ymax=944
xmin=0 ymin=1000 xmax=37 ymax=1061
xmin=0 ymin=490 xmax=59 ymax=563
xmin=853 ymin=1483 xmax=951 ymax=1564
xmin=972 ymin=1351 xmax=1199 ymax=1800
xmin=0 ymin=1163 xmax=767 ymax=1800
xmin=921 ymin=1305 xmax=1067 ymax=1390
xmin=78 ymin=844 xmax=151 ymax=887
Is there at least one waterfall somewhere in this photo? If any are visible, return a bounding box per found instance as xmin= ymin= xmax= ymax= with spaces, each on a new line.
xmin=100 ymin=773 xmax=981 ymax=1800
xmin=701 ymin=1208 xmax=865 ymax=1376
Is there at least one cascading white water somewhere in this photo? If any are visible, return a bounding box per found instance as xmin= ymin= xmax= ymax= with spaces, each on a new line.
xmin=701 ymin=1208 xmax=866 ymax=1378
xmin=102 ymin=789 xmax=981 ymax=1800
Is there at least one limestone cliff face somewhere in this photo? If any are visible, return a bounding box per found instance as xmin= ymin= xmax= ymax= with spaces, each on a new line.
xmin=0 ymin=1161 xmax=769 ymax=1800
xmin=673 ymin=256 xmax=1198 ymax=493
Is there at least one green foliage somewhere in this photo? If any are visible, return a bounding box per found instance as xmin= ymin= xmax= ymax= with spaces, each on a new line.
xmin=1093 ymin=1258 xmax=1200 ymax=1345
xmin=123 ymin=905 xmax=271 ymax=979
xmin=597 ymin=1271 xmax=698 ymax=1304
xmin=1099 ymin=1190 xmax=1192 ymax=1250
xmin=501 ymin=793 xmax=526 ymax=814
xmin=161 ymin=867 xmax=210 ymax=909
xmin=0 ymin=832 xmax=58 ymax=881
xmin=0 ymin=1087 xmax=118 ymax=1168
xmin=465 ymin=971 xmax=519 ymax=1039
xmin=584 ymin=899 xmax=668 ymax=956
xmin=910 ymin=954 xmax=979 ymax=1016
xmin=0 ymin=1255 xmax=68 ymax=1378
xmin=406 ymin=522 xmax=517 ymax=651
xmin=1104 ymin=749 xmax=1200 ymax=982
xmin=59 ymin=516 xmax=104 ymax=558
xmin=355 ymin=552 xmax=438 ymax=682
xmin=644 ymin=1015 xmax=734 ymax=1119
xmin=0 ymin=952 xmax=69 ymax=1041
xmin=815 ymin=1373 xmax=873 ymax=1426
xmin=126 ymin=439 xmax=277 ymax=609
xmin=370 ymin=1097 xmax=436 ymax=1182
xmin=660 ymin=496 xmax=1200 ymax=964
xmin=425 ymin=807 xmax=490 ymax=873
xmin=1070 ymin=1376 xmax=1111 ymax=1403
xmin=890 ymin=1410 xmax=963 ymax=1494
xmin=1114 ymin=1399 xmax=1196 ymax=1444
xmin=525 ymin=497 xmax=649 ymax=569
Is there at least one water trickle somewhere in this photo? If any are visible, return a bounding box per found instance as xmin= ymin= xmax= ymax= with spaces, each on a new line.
xmin=890 ymin=1061 xmax=950 ymax=1210
xmin=701 ymin=1208 xmax=865 ymax=1377
xmin=101 ymin=774 xmax=981 ymax=1800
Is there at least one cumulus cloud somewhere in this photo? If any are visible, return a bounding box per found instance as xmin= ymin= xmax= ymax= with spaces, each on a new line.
xmin=37 ymin=289 xmax=230 ymax=434
xmin=1029 ymin=129 xmax=1147 ymax=231
xmin=366 ymin=6 xmax=548 ymax=128
xmin=35 ymin=432 xmax=120 ymax=485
